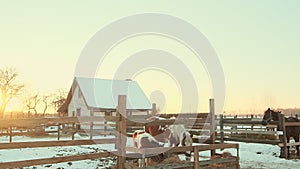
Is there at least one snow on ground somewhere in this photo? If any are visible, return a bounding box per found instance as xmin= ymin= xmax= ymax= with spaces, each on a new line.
xmin=221 ymin=141 xmax=299 ymax=169
xmin=0 ymin=135 xmax=299 ymax=169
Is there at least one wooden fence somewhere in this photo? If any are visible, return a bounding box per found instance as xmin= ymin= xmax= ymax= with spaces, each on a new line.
xmin=217 ymin=114 xmax=300 ymax=159
xmin=218 ymin=115 xmax=280 ymax=145
xmin=121 ymin=98 xmax=239 ymax=168
xmin=0 ymin=116 xmax=118 ymax=168
xmin=0 ymin=97 xmax=240 ymax=168
xmin=3 ymin=112 xmax=58 ymax=119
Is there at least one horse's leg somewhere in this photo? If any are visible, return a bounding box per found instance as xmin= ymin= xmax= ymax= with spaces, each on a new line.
xmin=287 ymin=137 xmax=290 ymax=158
xmin=146 ymin=158 xmax=151 ymax=166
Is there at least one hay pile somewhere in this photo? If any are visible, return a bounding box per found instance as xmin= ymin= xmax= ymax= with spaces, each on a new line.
xmin=109 ymin=154 xmax=184 ymax=169
xmin=209 ymin=151 xmax=238 ymax=168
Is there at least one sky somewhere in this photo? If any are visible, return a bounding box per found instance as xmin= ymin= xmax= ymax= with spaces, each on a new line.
xmin=0 ymin=1 xmax=300 ymax=114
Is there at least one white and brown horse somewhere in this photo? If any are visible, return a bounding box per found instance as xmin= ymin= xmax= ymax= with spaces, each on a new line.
xmin=145 ymin=116 xmax=194 ymax=159
xmin=144 ymin=116 xmax=171 ymax=143
xmin=132 ymin=130 xmax=166 ymax=167
xmin=145 ymin=116 xmax=193 ymax=147
xmin=132 ymin=116 xmax=194 ymax=166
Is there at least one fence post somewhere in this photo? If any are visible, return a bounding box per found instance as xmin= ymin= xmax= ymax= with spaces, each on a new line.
xmin=220 ymin=114 xmax=224 ymax=144
xmin=9 ymin=126 xmax=12 ymax=143
xmin=278 ymin=114 xmax=288 ymax=158
xmin=209 ymin=99 xmax=216 ymax=156
xmin=71 ymin=122 xmax=75 ymax=140
xmin=152 ymin=103 xmax=157 ymax=115
xmin=251 ymin=115 xmax=254 ymax=131
xmin=90 ymin=110 xmax=94 ymax=140
xmin=233 ymin=115 xmax=238 ymax=134
xmin=194 ymin=146 xmax=199 ymax=169
xmin=104 ymin=111 xmax=110 ymax=137
xmin=116 ymin=95 xmax=127 ymax=169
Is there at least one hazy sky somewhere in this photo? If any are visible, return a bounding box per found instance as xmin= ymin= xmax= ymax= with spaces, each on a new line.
xmin=1 ymin=1 xmax=299 ymax=114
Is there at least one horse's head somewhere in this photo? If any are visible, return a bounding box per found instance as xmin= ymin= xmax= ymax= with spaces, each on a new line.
xmin=182 ymin=131 xmax=193 ymax=159
xmin=262 ymin=108 xmax=280 ymax=126
xmin=182 ymin=131 xmax=193 ymax=146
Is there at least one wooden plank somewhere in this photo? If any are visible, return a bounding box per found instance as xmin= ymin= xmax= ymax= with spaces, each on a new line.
xmin=222 ymin=123 xmax=277 ymax=127
xmin=279 ymin=142 xmax=300 ymax=147
xmin=145 ymin=118 xmax=208 ymax=126
xmin=223 ymin=120 xmax=278 ymax=125
xmin=0 ymin=116 xmax=119 ymax=128
xmin=222 ymin=137 xmax=280 ymax=145
xmin=220 ymin=114 xmax=224 ymax=144
xmin=92 ymin=123 xmax=116 ymax=127
xmin=116 ymin=95 xmax=126 ymax=169
xmin=126 ymin=115 xmax=149 ymax=119
xmin=196 ymin=144 xmax=239 ymax=151
xmin=147 ymin=158 xmax=239 ymax=169
xmin=0 ymin=151 xmax=113 ymax=168
xmin=189 ymin=130 xmax=210 ymax=136
xmin=90 ymin=111 xmax=94 ymax=140
xmin=218 ymin=129 xmax=277 ymax=135
xmin=193 ymin=138 xmax=214 ymax=144
xmin=198 ymin=157 xmax=239 ymax=166
xmin=127 ymin=113 xmax=209 ymax=120
xmin=152 ymin=103 xmax=157 ymax=115
xmin=210 ymin=98 xmax=216 ymax=156
xmin=127 ymin=118 xmax=210 ymax=127
xmin=126 ymin=144 xmax=239 ymax=155
xmin=91 ymin=131 xmax=116 ymax=136
xmin=285 ymin=122 xmax=300 ymax=127
xmin=0 ymin=139 xmax=116 ymax=149
xmin=158 ymin=113 xmax=209 ymax=119
xmin=187 ymin=124 xmax=209 ymax=129
xmin=279 ymin=114 xmax=288 ymax=158
xmin=194 ymin=146 xmax=199 ymax=169
xmin=9 ymin=127 xmax=12 ymax=143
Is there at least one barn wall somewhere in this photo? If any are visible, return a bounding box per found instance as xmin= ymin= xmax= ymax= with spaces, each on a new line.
xmin=68 ymin=86 xmax=90 ymax=117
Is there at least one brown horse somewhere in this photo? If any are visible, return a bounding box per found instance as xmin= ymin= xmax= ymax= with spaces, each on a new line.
xmin=262 ymin=108 xmax=300 ymax=158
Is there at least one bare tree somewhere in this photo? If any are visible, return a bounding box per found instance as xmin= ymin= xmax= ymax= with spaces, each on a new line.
xmin=42 ymin=94 xmax=51 ymax=117
xmin=25 ymin=94 xmax=41 ymax=117
xmin=52 ymin=89 xmax=67 ymax=115
xmin=0 ymin=68 xmax=24 ymax=118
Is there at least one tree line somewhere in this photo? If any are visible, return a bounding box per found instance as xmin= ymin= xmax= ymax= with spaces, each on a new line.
xmin=0 ymin=68 xmax=67 ymax=118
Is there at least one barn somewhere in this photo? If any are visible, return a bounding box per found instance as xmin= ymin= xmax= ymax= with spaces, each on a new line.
xmin=58 ymin=77 xmax=152 ymax=117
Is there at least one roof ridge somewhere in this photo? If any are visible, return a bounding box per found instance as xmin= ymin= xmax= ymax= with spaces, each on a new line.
xmin=74 ymin=76 xmax=134 ymax=82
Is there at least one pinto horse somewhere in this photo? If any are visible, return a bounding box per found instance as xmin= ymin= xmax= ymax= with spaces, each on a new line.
xmin=132 ymin=130 xmax=166 ymax=167
xmin=144 ymin=116 xmax=171 ymax=143
xmin=145 ymin=116 xmax=193 ymax=159
xmin=262 ymin=108 xmax=300 ymax=158
xmin=145 ymin=116 xmax=193 ymax=146
xmin=168 ymin=124 xmax=193 ymax=147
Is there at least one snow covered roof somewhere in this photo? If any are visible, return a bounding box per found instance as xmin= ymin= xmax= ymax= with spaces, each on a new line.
xmin=59 ymin=77 xmax=152 ymax=112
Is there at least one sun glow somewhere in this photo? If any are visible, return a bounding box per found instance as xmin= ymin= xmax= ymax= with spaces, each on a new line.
xmin=5 ymin=98 xmax=23 ymax=112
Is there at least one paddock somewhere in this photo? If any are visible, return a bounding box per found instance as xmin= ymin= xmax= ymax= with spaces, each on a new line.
xmin=218 ymin=114 xmax=300 ymax=159
xmin=0 ymin=97 xmax=240 ymax=169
